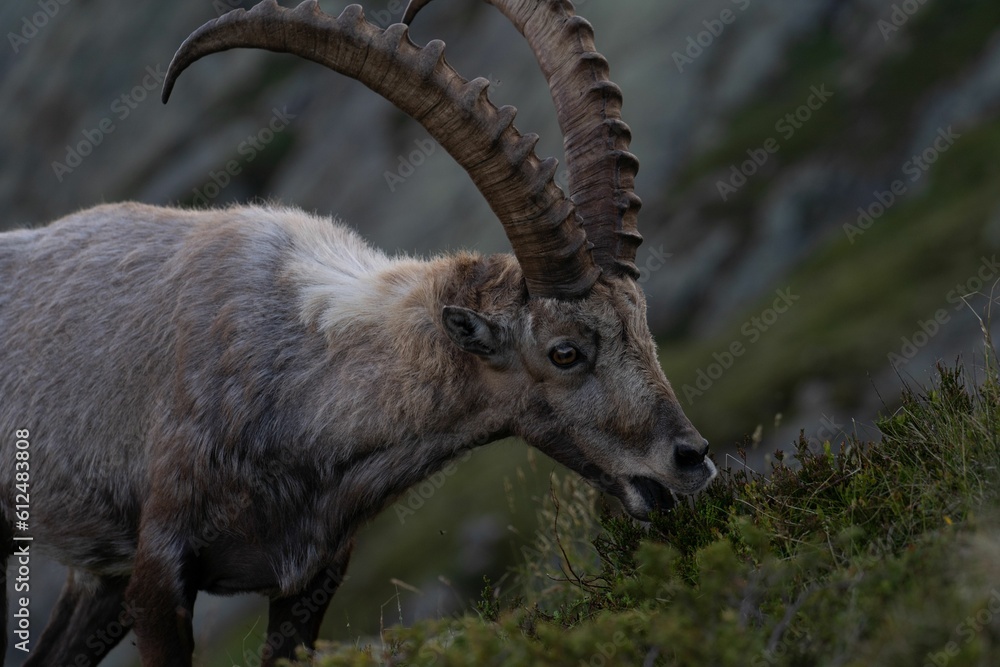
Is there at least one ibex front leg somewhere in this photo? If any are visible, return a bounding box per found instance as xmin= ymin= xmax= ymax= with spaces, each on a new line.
xmin=261 ymin=539 xmax=354 ymax=666
xmin=125 ymin=512 xmax=198 ymax=666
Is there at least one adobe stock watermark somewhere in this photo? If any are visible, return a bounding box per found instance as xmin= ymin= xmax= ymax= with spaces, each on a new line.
xmin=844 ymin=126 xmax=960 ymax=243
xmin=7 ymin=0 xmax=72 ymax=54
xmin=636 ymin=246 xmax=673 ymax=284
xmin=211 ymin=0 xmax=248 ymax=16
xmin=391 ymin=428 xmax=499 ymax=523
xmin=682 ymin=287 xmax=799 ymax=405
xmin=716 ymin=84 xmax=833 ymax=201
xmin=888 ymin=255 xmax=1000 ymax=368
xmin=392 ymin=449 xmax=473 ymax=523
xmin=51 ymin=64 xmax=166 ymax=182
xmin=188 ymin=503 xmax=246 ymax=558
xmin=924 ymin=588 xmax=1000 ymax=667
xmin=751 ymin=585 xmax=817 ymax=667
xmin=368 ymin=0 xmax=409 ymax=28
xmin=671 ymin=0 xmax=752 ymax=73
xmin=191 ymin=106 xmax=297 ymax=206
xmin=76 ymin=600 xmax=143 ymax=664
xmin=236 ymin=566 xmax=345 ymax=667
xmin=811 ymin=414 xmax=845 ymax=445
xmin=877 ymin=0 xmax=930 ymax=42
xmin=384 ymin=137 xmax=436 ymax=192
xmin=578 ymin=607 xmax=653 ymax=667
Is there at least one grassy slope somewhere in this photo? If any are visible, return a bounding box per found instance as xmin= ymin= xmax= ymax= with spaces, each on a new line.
xmin=306 ymin=355 xmax=1000 ymax=666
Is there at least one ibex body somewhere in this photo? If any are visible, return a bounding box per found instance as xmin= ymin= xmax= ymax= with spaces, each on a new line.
xmin=0 ymin=1 xmax=715 ymax=665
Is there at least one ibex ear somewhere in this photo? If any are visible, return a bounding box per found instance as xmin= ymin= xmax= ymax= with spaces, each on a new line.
xmin=442 ymin=306 xmax=500 ymax=357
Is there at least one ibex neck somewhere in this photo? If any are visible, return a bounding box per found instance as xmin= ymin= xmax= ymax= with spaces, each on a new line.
xmin=288 ymin=238 xmax=520 ymax=449
xmin=284 ymin=247 xmax=521 ymax=564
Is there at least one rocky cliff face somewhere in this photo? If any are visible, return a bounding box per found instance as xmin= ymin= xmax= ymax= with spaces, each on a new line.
xmin=2 ymin=0 xmax=999 ymax=664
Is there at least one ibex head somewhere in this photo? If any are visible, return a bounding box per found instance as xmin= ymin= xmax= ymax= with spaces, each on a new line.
xmin=460 ymin=274 xmax=716 ymax=519
xmin=163 ymin=0 xmax=716 ymax=519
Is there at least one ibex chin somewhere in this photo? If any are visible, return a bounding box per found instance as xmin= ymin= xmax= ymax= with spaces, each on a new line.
xmin=0 ymin=0 xmax=716 ymax=664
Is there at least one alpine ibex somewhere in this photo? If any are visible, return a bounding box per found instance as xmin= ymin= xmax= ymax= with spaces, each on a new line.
xmin=0 ymin=0 xmax=716 ymax=664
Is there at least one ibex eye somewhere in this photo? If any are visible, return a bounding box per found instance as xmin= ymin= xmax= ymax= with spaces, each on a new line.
xmin=549 ymin=343 xmax=580 ymax=368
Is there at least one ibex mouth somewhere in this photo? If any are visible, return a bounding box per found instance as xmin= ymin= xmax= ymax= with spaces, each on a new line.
xmin=628 ymin=475 xmax=677 ymax=518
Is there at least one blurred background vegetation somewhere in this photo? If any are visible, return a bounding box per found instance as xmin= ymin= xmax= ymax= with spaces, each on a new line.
xmin=1 ymin=0 xmax=998 ymax=664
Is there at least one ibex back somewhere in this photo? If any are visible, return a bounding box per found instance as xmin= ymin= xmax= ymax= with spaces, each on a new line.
xmin=0 ymin=1 xmax=716 ymax=664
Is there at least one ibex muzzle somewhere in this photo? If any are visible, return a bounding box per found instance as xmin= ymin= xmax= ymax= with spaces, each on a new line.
xmin=0 ymin=1 xmax=715 ymax=664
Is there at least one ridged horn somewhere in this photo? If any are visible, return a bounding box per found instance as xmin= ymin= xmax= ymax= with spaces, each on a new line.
xmin=405 ymin=0 xmax=643 ymax=279
xmin=163 ymin=0 xmax=601 ymax=299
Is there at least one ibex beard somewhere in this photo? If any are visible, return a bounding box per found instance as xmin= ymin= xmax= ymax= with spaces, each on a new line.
xmin=0 ymin=0 xmax=716 ymax=665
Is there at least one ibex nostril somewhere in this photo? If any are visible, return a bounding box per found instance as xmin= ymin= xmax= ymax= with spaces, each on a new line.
xmin=675 ymin=440 xmax=709 ymax=467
